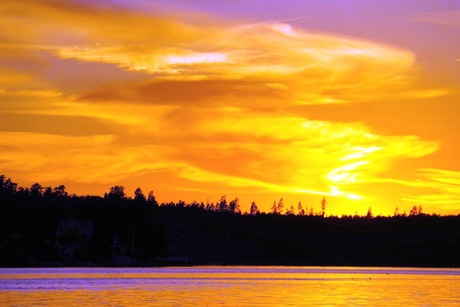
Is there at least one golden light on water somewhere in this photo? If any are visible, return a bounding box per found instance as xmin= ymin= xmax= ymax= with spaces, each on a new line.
xmin=1 ymin=0 xmax=459 ymax=215
xmin=1 ymin=267 xmax=460 ymax=306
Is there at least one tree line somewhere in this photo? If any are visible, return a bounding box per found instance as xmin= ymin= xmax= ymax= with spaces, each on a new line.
xmin=0 ymin=175 xmax=435 ymax=218
xmin=1 ymin=175 xmax=459 ymax=267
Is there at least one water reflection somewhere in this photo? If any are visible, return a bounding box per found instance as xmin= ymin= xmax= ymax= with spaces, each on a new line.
xmin=1 ymin=267 xmax=459 ymax=306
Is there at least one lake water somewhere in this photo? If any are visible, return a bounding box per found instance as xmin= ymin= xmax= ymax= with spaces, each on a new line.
xmin=1 ymin=266 xmax=459 ymax=306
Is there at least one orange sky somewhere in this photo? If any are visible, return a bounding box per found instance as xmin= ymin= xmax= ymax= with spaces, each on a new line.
xmin=1 ymin=0 xmax=459 ymax=216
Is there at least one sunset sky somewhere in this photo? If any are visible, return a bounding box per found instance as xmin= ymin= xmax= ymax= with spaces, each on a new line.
xmin=1 ymin=0 xmax=459 ymax=215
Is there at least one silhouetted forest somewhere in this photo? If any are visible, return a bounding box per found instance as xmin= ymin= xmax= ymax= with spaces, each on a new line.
xmin=1 ymin=175 xmax=459 ymax=267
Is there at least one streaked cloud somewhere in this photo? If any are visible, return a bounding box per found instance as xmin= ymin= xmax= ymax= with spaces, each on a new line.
xmin=401 ymin=169 xmax=460 ymax=208
xmin=419 ymin=168 xmax=460 ymax=186
xmin=0 ymin=131 xmax=178 ymax=184
xmin=413 ymin=10 xmax=460 ymax=27
xmin=57 ymin=21 xmax=416 ymax=107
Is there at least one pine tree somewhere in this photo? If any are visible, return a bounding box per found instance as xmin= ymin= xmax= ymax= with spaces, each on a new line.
xmin=321 ymin=197 xmax=327 ymax=217
xmin=250 ymin=201 xmax=260 ymax=216
xmin=297 ymin=201 xmax=305 ymax=216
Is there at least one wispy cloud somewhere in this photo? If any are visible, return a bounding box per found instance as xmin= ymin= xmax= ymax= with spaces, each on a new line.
xmin=413 ymin=10 xmax=460 ymax=27
xmin=379 ymin=168 xmax=460 ymax=209
xmin=57 ymin=21 xmax=416 ymax=106
xmin=0 ymin=132 xmax=179 ymax=184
